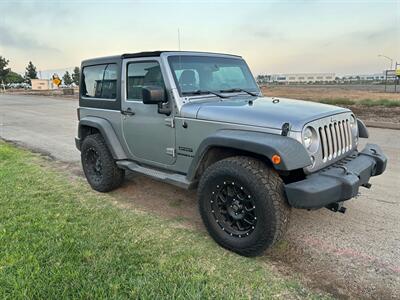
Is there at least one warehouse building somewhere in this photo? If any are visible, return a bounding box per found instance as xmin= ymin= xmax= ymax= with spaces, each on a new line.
xmin=341 ymin=73 xmax=385 ymax=81
xmin=31 ymin=79 xmax=58 ymax=90
xmin=267 ymin=73 xmax=336 ymax=84
xmin=257 ymin=71 xmax=389 ymax=85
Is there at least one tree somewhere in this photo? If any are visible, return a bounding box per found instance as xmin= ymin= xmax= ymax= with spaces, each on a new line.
xmin=72 ymin=66 xmax=80 ymax=86
xmin=25 ymin=61 xmax=38 ymax=84
xmin=63 ymin=71 xmax=73 ymax=86
xmin=5 ymin=71 xmax=24 ymax=84
xmin=0 ymin=56 xmax=11 ymax=83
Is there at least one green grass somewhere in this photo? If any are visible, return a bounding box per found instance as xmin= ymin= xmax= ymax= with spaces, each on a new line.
xmin=319 ymin=98 xmax=356 ymax=106
xmin=318 ymin=98 xmax=400 ymax=107
xmin=0 ymin=142 xmax=326 ymax=299
xmin=357 ymin=98 xmax=400 ymax=107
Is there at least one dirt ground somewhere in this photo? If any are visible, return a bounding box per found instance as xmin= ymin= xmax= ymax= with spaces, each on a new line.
xmin=262 ymin=85 xmax=400 ymax=124
xmin=345 ymin=105 xmax=400 ymax=124
xmin=261 ymin=84 xmax=400 ymax=102
xmin=2 ymin=94 xmax=399 ymax=299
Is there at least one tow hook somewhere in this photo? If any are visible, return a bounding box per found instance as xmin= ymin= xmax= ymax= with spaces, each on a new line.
xmin=362 ymin=183 xmax=372 ymax=189
xmin=326 ymin=202 xmax=347 ymax=214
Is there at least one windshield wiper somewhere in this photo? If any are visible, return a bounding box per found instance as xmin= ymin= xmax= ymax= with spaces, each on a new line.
xmin=219 ymin=88 xmax=258 ymax=97
xmin=182 ymin=89 xmax=229 ymax=99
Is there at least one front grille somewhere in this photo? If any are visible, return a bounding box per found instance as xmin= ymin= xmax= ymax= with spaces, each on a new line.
xmin=318 ymin=119 xmax=352 ymax=162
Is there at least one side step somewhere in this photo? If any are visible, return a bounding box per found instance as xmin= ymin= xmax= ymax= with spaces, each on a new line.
xmin=116 ymin=160 xmax=192 ymax=189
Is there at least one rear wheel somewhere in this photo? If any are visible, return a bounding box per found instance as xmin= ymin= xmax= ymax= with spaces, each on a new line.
xmin=81 ymin=133 xmax=125 ymax=192
xmin=198 ymin=156 xmax=291 ymax=256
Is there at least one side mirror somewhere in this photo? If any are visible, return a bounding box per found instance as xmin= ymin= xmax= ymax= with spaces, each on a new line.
xmin=142 ymin=86 xmax=166 ymax=104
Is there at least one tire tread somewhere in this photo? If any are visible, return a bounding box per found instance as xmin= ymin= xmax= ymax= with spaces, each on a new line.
xmin=198 ymin=156 xmax=291 ymax=256
xmin=81 ymin=133 xmax=124 ymax=192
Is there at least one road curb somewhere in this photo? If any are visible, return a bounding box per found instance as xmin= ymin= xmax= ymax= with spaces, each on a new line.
xmin=365 ymin=121 xmax=400 ymax=130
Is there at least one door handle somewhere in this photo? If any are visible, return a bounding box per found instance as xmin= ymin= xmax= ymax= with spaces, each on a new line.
xmin=121 ymin=107 xmax=135 ymax=116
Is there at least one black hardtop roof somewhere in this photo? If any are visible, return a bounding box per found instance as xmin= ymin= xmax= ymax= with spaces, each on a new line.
xmin=81 ymin=51 xmax=242 ymax=66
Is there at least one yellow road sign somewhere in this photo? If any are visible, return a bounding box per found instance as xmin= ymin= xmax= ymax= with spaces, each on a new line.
xmin=396 ymin=69 xmax=400 ymax=76
xmin=53 ymin=78 xmax=61 ymax=86
xmin=52 ymin=74 xmax=62 ymax=87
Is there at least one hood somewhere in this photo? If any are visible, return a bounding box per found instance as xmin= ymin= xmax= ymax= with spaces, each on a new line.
xmin=180 ymin=96 xmax=350 ymax=131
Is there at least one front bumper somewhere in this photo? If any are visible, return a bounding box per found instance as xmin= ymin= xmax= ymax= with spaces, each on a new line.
xmin=285 ymin=143 xmax=387 ymax=209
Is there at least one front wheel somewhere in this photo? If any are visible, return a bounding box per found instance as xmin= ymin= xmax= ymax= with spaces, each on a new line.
xmin=198 ymin=156 xmax=291 ymax=256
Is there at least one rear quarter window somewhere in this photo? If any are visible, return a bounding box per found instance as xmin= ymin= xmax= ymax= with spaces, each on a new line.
xmin=82 ymin=64 xmax=117 ymax=99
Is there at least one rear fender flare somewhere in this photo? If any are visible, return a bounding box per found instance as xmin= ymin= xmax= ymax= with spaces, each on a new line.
xmin=78 ymin=117 xmax=128 ymax=160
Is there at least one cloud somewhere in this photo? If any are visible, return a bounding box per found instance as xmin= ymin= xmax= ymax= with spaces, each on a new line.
xmin=349 ymin=25 xmax=398 ymax=42
xmin=241 ymin=25 xmax=286 ymax=41
xmin=316 ymin=25 xmax=398 ymax=50
xmin=253 ymin=29 xmax=276 ymax=39
xmin=0 ymin=24 xmax=60 ymax=52
xmin=1 ymin=1 xmax=75 ymax=26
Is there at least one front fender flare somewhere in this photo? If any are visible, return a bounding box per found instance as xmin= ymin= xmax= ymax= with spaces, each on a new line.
xmin=357 ymin=119 xmax=369 ymax=138
xmin=77 ymin=117 xmax=128 ymax=160
xmin=187 ymin=129 xmax=312 ymax=181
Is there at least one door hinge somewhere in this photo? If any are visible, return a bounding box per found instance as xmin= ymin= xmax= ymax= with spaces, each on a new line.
xmin=165 ymin=117 xmax=175 ymax=128
xmin=166 ymin=148 xmax=176 ymax=157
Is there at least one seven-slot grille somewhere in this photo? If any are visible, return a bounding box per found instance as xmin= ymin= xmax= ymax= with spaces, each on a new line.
xmin=318 ymin=119 xmax=352 ymax=162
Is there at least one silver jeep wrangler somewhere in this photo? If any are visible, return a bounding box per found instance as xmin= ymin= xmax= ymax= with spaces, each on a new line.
xmin=75 ymin=51 xmax=387 ymax=256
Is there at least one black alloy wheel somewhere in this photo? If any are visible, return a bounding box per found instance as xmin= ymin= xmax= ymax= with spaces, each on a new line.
xmin=210 ymin=180 xmax=257 ymax=238
xmin=84 ymin=147 xmax=104 ymax=185
xmin=81 ymin=133 xmax=125 ymax=192
xmin=198 ymin=156 xmax=291 ymax=256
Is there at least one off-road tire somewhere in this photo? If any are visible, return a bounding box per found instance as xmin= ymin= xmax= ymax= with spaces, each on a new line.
xmin=81 ymin=133 xmax=125 ymax=192
xmin=198 ymin=156 xmax=291 ymax=256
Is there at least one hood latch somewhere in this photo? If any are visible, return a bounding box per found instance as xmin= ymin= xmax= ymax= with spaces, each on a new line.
xmin=281 ymin=123 xmax=290 ymax=136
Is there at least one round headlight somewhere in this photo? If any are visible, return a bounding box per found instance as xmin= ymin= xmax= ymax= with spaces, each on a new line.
xmin=350 ymin=114 xmax=359 ymax=144
xmin=350 ymin=114 xmax=357 ymax=129
xmin=302 ymin=126 xmax=318 ymax=153
xmin=303 ymin=127 xmax=313 ymax=149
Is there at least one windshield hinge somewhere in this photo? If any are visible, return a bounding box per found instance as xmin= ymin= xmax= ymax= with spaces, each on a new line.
xmin=281 ymin=122 xmax=290 ymax=136
xmin=166 ymin=147 xmax=176 ymax=157
xmin=165 ymin=117 xmax=175 ymax=128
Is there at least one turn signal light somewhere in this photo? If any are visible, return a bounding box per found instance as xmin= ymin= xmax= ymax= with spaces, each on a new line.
xmin=271 ymin=154 xmax=281 ymax=165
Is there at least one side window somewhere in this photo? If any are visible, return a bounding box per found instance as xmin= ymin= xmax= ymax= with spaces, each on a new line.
xmin=127 ymin=61 xmax=164 ymax=100
xmin=81 ymin=64 xmax=117 ymax=99
xmin=101 ymin=64 xmax=117 ymax=99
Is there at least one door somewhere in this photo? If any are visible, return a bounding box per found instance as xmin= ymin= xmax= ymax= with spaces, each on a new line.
xmin=121 ymin=59 xmax=176 ymax=165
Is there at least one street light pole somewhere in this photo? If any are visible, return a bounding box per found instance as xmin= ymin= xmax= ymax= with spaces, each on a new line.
xmin=378 ymin=54 xmax=394 ymax=70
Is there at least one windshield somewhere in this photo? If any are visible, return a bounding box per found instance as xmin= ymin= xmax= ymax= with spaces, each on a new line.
xmin=168 ymin=55 xmax=259 ymax=97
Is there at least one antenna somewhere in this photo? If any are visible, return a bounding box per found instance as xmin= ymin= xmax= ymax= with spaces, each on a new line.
xmin=178 ymin=28 xmax=181 ymax=51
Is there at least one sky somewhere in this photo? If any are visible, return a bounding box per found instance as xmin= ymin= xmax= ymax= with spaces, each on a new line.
xmin=0 ymin=0 xmax=399 ymax=77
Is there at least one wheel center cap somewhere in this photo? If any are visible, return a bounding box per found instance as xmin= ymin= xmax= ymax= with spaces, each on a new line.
xmin=228 ymin=201 xmax=244 ymax=220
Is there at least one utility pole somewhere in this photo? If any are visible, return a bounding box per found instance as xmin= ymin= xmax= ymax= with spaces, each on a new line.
xmin=395 ymin=61 xmax=399 ymax=93
xmin=378 ymin=54 xmax=394 ymax=70
xmin=177 ymin=28 xmax=181 ymax=51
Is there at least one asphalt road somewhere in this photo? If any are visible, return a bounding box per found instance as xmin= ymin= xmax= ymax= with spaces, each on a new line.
xmin=1 ymin=94 xmax=399 ymax=298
